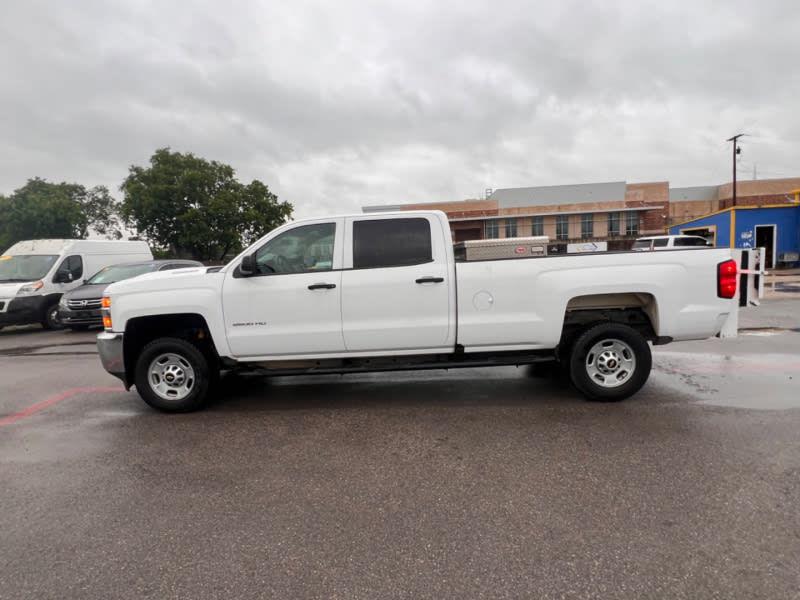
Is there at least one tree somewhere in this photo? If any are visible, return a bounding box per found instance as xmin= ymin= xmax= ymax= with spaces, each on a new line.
xmin=0 ymin=178 xmax=123 ymax=251
xmin=119 ymin=148 xmax=292 ymax=261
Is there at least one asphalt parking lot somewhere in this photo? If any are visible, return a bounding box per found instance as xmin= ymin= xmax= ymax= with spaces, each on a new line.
xmin=1 ymin=277 xmax=799 ymax=599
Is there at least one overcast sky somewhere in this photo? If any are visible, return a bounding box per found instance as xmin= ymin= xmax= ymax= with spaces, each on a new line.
xmin=2 ymin=0 xmax=798 ymax=219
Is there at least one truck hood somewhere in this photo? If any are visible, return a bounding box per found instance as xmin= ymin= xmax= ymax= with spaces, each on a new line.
xmin=0 ymin=281 xmax=29 ymax=297
xmin=104 ymin=266 xmax=214 ymax=296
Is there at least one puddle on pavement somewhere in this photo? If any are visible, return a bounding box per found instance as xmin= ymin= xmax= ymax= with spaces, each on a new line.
xmin=29 ymin=344 xmax=98 ymax=355
xmin=652 ymin=351 xmax=800 ymax=410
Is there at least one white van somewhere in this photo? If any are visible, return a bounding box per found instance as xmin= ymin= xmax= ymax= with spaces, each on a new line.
xmin=0 ymin=239 xmax=153 ymax=330
xmin=632 ymin=235 xmax=713 ymax=251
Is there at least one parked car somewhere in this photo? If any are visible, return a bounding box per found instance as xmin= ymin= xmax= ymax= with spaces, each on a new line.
xmin=632 ymin=235 xmax=713 ymax=251
xmin=58 ymin=259 xmax=203 ymax=330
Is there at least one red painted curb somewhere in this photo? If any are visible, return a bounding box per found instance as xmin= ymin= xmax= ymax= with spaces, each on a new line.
xmin=0 ymin=387 xmax=124 ymax=426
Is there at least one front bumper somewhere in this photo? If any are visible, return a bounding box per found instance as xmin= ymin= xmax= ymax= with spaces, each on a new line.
xmin=97 ymin=331 xmax=130 ymax=389
xmin=58 ymin=307 xmax=103 ymax=327
xmin=0 ymin=295 xmax=50 ymax=327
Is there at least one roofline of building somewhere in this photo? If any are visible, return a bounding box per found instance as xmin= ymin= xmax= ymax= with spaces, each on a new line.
xmin=449 ymin=206 xmax=665 ymax=223
xmin=669 ymin=202 xmax=800 ymax=228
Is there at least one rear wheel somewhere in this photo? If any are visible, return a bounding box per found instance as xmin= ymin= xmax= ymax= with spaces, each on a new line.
xmin=134 ymin=337 xmax=217 ymax=412
xmin=568 ymin=323 xmax=651 ymax=402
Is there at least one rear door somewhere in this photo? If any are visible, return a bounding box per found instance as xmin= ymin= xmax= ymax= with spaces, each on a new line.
xmin=340 ymin=215 xmax=453 ymax=352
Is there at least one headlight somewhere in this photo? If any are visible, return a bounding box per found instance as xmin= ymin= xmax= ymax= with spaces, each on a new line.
xmin=59 ymin=296 xmax=69 ymax=307
xmin=17 ymin=281 xmax=44 ymax=295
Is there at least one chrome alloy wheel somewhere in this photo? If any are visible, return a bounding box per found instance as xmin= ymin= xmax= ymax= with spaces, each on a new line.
xmin=147 ymin=352 xmax=196 ymax=401
xmin=584 ymin=338 xmax=636 ymax=388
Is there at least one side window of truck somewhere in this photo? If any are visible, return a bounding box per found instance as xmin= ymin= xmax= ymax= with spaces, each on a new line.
xmin=54 ymin=255 xmax=83 ymax=282
xmin=353 ymin=218 xmax=433 ymax=269
xmin=652 ymin=238 xmax=669 ymax=248
xmin=254 ymin=223 xmax=336 ymax=275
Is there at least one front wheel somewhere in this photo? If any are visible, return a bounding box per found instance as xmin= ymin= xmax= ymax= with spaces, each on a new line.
xmin=134 ymin=337 xmax=216 ymax=412
xmin=568 ymin=323 xmax=652 ymax=402
xmin=42 ymin=303 xmax=64 ymax=330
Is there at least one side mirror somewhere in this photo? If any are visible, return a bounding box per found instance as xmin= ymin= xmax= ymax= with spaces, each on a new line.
xmin=56 ymin=270 xmax=73 ymax=283
xmin=239 ymin=253 xmax=256 ymax=276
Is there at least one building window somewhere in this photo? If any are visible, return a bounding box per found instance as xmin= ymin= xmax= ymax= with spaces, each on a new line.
xmin=504 ymin=218 xmax=517 ymax=238
xmin=625 ymin=212 xmax=639 ymax=236
xmin=531 ymin=216 xmax=544 ymax=236
xmin=607 ymin=212 xmax=620 ymax=237
xmin=581 ymin=214 xmax=594 ymax=239
xmin=486 ymin=220 xmax=499 ymax=239
xmin=556 ymin=215 xmax=569 ymax=240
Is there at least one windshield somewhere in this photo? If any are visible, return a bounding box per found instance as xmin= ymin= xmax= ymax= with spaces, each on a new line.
xmin=0 ymin=254 xmax=58 ymax=281
xmin=87 ymin=263 xmax=158 ymax=284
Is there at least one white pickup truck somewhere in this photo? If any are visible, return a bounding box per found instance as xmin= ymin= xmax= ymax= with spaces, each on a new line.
xmin=97 ymin=210 xmax=744 ymax=412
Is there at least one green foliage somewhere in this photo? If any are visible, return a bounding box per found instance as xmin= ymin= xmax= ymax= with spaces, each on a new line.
xmin=120 ymin=148 xmax=293 ymax=261
xmin=0 ymin=178 xmax=123 ymax=251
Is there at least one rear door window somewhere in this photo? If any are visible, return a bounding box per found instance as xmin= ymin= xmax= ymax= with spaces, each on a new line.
xmin=353 ymin=218 xmax=433 ymax=269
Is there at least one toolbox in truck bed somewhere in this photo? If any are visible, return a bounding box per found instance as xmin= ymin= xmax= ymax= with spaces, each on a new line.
xmin=454 ymin=236 xmax=550 ymax=261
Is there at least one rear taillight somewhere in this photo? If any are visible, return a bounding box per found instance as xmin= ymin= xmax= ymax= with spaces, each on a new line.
xmin=718 ymin=259 xmax=737 ymax=298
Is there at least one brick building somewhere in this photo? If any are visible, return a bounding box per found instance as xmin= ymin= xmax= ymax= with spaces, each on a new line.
xmin=364 ymin=177 xmax=800 ymax=254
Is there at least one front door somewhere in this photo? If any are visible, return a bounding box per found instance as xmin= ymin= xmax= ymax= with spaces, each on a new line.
xmin=222 ymin=220 xmax=345 ymax=358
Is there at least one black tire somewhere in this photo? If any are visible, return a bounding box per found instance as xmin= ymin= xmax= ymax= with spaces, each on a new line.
xmin=134 ymin=337 xmax=217 ymax=413
xmin=568 ymin=322 xmax=652 ymax=402
xmin=42 ymin=303 xmax=64 ymax=330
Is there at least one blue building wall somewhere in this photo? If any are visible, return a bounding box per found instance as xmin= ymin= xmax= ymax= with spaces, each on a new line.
xmin=670 ymin=204 xmax=800 ymax=265
xmin=671 ymin=211 xmax=732 ymax=247
xmin=731 ymin=206 xmax=800 ymax=256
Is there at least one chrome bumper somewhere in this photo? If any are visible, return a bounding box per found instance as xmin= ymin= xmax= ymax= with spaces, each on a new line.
xmin=96 ymin=331 xmax=129 ymax=389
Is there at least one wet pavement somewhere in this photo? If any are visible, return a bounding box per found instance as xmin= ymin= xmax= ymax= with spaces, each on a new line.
xmin=1 ymin=280 xmax=799 ymax=599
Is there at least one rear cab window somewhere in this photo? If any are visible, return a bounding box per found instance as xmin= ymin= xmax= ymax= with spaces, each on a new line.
xmin=352 ymin=218 xmax=433 ymax=269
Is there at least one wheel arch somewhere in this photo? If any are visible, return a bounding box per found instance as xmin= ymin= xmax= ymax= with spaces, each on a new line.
xmin=122 ymin=313 xmax=218 ymax=385
xmin=557 ymin=292 xmax=660 ymax=361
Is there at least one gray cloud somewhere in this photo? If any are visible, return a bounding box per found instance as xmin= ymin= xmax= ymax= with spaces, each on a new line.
xmin=2 ymin=0 xmax=798 ymax=219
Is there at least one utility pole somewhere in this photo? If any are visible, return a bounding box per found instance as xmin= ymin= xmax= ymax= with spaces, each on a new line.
xmin=726 ymin=133 xmax=747 ymax=206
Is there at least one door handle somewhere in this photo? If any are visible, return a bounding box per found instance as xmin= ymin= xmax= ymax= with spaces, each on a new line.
xmin=415 ymin=277 xmax=444 ymax=284
xmin=308 ymin=283 xmax=336 ymax=290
